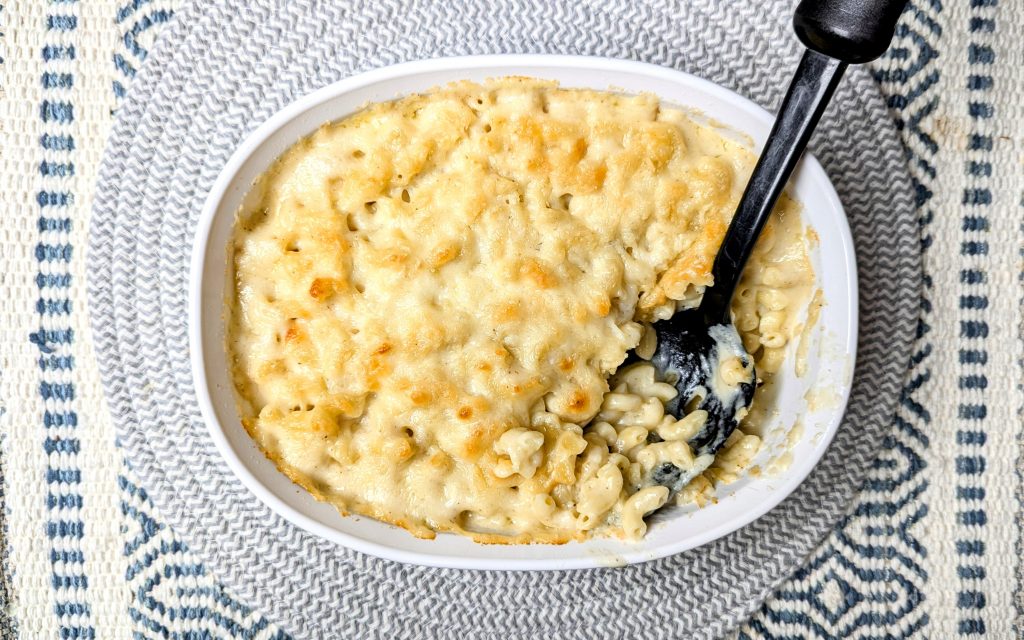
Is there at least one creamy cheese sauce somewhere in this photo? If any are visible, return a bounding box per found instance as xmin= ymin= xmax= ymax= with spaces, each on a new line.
xmin=228 ymin=79 xmax=815 ymax=542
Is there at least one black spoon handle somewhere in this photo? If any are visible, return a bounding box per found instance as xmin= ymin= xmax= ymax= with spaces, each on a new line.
xmin=699 ymin=0 xmax=908 ymax=325
xmin=698 ymin=49 xmax=845 ymax=324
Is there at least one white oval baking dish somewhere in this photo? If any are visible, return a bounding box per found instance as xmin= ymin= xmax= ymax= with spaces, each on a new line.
xmin=190 ymin=55 xmax=857 ymax=570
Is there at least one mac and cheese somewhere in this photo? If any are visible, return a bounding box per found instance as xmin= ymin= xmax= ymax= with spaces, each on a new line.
xmin=228 ymin=79 xmax=814 ymax=542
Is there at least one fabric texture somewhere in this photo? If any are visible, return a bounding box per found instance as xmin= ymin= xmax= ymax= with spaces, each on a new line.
xmin=0 ymin=1 xmax=280 ymax=638
xmin=88 ymin=0 xmax=920 ymax=638
xmin=0 ymin=0 xmax=1021 ymax=638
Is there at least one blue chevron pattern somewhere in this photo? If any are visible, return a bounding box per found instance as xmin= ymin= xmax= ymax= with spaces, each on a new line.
xmin=119 ymin=469 xmax=290 ymax=639
xmin=112 ymin=0 xmax=175 ymax=100
xmin=111 ymin=3 xmax=287 ymax=637
xmin=740 ymin=1 xmax=941 ymax=637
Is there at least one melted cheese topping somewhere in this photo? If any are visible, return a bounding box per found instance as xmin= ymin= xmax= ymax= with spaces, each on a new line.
xmin=228 ymin=79 xmax=814 ymax=543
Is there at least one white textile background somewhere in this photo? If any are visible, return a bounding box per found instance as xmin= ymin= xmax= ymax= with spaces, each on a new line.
xmin=1 ymin=1 xmax=1022 ymax=638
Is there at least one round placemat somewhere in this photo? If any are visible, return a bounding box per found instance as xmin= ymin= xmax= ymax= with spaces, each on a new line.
xmin=88 ymin=1 xmax=920 ymax=638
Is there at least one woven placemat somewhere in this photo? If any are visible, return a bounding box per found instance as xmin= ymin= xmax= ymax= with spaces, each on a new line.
xmin=87 ymin=1 xmax=920 ymax=638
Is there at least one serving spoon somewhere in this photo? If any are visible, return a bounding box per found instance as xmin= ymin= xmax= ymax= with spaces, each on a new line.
xmin=646 ymin=0 xmax=909 ymax=495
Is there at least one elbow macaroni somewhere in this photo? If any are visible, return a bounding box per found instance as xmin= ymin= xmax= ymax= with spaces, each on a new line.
xmin=494 ymin=428 xmax=546 ymax=479
xmin=621 ymin=486 xmax=671 ymax=540
xmin=228 ymin=79 xmax=815 ymax=543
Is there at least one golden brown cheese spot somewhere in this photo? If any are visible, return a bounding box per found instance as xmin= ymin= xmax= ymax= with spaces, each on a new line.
xmin=546 ymin=135 xmax=587 ymax=165
xmin=228 ymin=79 xmax=814 ymax=544
xmin=428 ymin=241 xmax=461 ymax=269
xmin=492 ymin=345 xmax=511 ymax=362
xmin=333 ymin=395 xmax=365 ymax=418
xmin=365 ymin=358 xmax=392 ymax=390
xmin=429 ymin=449 xmax=452 ymax=471
xmin=409 ymin=389 xmax=431 ymax=406
xmin=557 ymin=162 xmax=607 ymax=195
xmin=308 ymin=277 xmax=336 ymax=300
xmin=568 ymin=390 xmax=589 ymax=412
xmin=462 ymin=424 xmax=501 ymax=459
xmin=520 ymin=259 xmax=558 ymax=289
xmin=254 ymin=359 xmax=285 ymax=381
xmin=639 ymin=216 xmax=727 ymax=314
xmin=492 ymin=301 xmax=521 ymax=323
xmin=284 ymin=320 xmax=302 ymax=342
